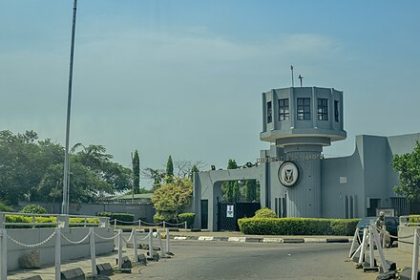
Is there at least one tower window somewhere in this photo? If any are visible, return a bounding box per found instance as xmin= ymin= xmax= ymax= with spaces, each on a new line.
xmin=334 ymin=100 xmax=339 ymax=122
xmin=267 ymin=101 xmax=272 ymax=123
xmin=297 ymin=98 xmax=311 ymax=120
xmin=278 ymin=98 xmax=289 ymax=120
xmin=317 ymin=98 xmax=328 ymax=121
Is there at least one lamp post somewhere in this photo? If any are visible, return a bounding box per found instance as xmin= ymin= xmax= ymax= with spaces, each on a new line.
xmin=62 ymin=0 xmax=78 ymax=215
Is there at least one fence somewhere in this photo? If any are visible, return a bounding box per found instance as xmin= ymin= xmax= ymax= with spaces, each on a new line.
xmin=111 ymin=218 xmax=187 ymax=230
xmin=0 ymin=212 xmax=172 ymax=280
xmin=400 ymin=215 xmax=420 ymax=280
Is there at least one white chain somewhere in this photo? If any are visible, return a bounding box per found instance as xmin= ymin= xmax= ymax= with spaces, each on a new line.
xmin=94 ymin=231 xmax=120 ymax=241
xmin=7 ymin=231 xmax=56 ymax=248
xmin=136 ymin=232 xmax=151 ymax=241
xmin=61 ymin=231 xmax=91 ymax=245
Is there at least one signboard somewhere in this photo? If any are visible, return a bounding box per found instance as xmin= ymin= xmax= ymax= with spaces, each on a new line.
xmin=226 ymin=205 xmax=234 ymax=218
xmin=376 ymin=208 xmax=395 ymax=217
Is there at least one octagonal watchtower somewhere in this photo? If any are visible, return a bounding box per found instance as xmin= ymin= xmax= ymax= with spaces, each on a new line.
xmin=260 ymin=86 xmax=347 ymax=217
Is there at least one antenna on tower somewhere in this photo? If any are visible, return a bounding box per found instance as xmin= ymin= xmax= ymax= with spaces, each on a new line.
xmin=290 ymin=65 xmax=294 ymax=87
xmin=298 ymin=75 xmax=303 ymax=87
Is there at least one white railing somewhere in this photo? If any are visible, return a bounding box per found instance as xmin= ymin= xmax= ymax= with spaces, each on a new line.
xmin=111 ymin=218 xmax=187 ymax=230
xmin=0 ymin=212 xmax=110 ymax=229
xmin=0 ymin=227 xmax=172 ymax=280
xmin=400 ymin=215 xmax=420 ymax=227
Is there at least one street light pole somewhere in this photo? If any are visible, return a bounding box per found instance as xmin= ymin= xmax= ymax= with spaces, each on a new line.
xmin=62 ymin=0 xmax=78 ymax=215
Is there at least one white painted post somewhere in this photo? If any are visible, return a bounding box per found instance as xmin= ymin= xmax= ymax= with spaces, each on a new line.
xmin=117 ymin=230 xmax=123 ymax=270
xmin=157 ymin=230 xmax=164 ymax=257
xmin=148 ymin=232 xmax=153 ymax=258
xmin=348 ymin=228 xmax=359 ymax=258
xmin=138 ymin=219 xmax=141 ymax=227
xmin=412 ymin=228 xmax=419 ymax=280
xmin=84 ymin=217 xmax=87 ymax=228
xmin=132 ymin=230 xmax=138 ymax=262
xmin=162 ymin=221 xmax=165 ymax=229
xmin=184 ymin=221 xmax=187 ymax=230
xmin=165 ymin=228 xmax=170 ymax=255
xmin=0 ymin=228 xmax=8 ymax=280
xmin=368 ymin=228 xmax=375 ymax=268
xmin=358 ymin=228 xmax=368 ymax=265
xmin=114 ymin=219 xmax=117 ymax=230
xmin=32 ymin=216 xmax=36 ymax=229
xmin=55 ymin=228 xmax=61 ymax=280
xmin=0 ymin=213 xmax=5 ymax=229
xmin=89 ymin=228 xmax=96 ymax=276
xmin=371 ymin=225 xmax=389 ymax=273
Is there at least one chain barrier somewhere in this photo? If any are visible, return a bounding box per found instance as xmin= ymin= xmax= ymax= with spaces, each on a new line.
xmin=94 ymin=231 xmax=120 ymax=241
xmin=164 ymin=221 xmax=185 ymax=226
xmin=61 ymin=231 xmax=91 ymax=245
xmin=136 ymin=232 xmax=152 ymax=242
xmin=7 ymin=230 xmax=56 ymax=248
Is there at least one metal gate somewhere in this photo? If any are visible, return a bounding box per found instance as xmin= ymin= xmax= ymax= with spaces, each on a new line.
xmin=217 ymin=202 xmax=260 ymax=231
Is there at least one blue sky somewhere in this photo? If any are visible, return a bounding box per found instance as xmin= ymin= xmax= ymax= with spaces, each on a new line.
xmin=1 ymin=0 xmax=420 ymax=187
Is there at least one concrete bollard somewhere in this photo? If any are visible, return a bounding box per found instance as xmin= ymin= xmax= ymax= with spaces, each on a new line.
xmin=117 ymin=230 xmax=123 ymax=270
xmin=60 ymin=268 xmax=85 ymax=280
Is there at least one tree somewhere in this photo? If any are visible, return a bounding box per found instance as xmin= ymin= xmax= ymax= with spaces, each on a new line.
xmin=132 ymin=150 xmax=140 ymax=194
xmin=142 ymin=167 xmax=165 ymax=191
xmin=190 ymin=165 xmax=199 ymax=180
xmin=393 ymin=141 xmax=420 ymax=201
xmin=0 ymin=130 xmax=132 ymax=204
xmin=166 ymin=155 xmax=174 ymax=184
xmin=245 ymin=180 xmax=257 ymax=202
xmin=222 ymin=159 xmax=240 ymax=202
xmin=152 ymin=177 xmax=193 ymax=222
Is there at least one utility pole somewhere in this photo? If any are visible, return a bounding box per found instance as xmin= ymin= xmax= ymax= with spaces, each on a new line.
xmin=290 ymin=65 xmax=294 ymax=87
xmin=62 ymin=0 xmax=78 ymax=215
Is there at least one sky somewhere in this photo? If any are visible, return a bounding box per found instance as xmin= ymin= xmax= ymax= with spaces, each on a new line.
xmin=1 ymin=0 xmax=420 ymax=188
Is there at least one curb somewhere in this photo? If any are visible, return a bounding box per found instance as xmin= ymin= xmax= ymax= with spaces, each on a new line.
xmin=171 ymin=235 xmax=351 ymax=244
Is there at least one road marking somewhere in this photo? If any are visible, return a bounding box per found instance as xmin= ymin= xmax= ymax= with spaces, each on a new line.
xmin=198 ymin=236 xmax=214 ymax=241
xmin=262 ymin=238 xmax=284 ymax=243
xmin=228 ymin=237 xmax=246 ymax=242
xmin=174 ymin=236 xmax=187 ymax=240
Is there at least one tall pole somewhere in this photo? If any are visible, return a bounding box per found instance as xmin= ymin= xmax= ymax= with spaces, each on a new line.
xmin=290 ymin=65 xmax=294 ymax=87
xmin=62 ymin=0 xmax=78 ymax=215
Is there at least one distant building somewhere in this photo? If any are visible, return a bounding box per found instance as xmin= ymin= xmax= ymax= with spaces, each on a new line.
xmin=192 ymin=86 xmax=420 ymax=231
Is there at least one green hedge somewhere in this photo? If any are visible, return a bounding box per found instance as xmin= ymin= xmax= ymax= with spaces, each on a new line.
xmin=4 ymin=215 xmax=99 ymax=228
xmin=20 ymin=204 xmax=47 ymax=214
xmin=0 ymin=202 xmax=13 ymax=212
xmin=238 ymin=217 xmax=359 ymax=236
xmin=97 ymin=212 xmax=134 ymax=224
xmin=254 ymin=208 xmax=276 ymax=218
xmin=178 ymin=212 xmax=196 ymax=228
xmin=409 ymin=215 xmax=420 ymax=223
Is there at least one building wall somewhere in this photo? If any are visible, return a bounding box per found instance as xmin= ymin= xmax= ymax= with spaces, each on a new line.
xmin=18 ymin=202 xmax=156 ymax=223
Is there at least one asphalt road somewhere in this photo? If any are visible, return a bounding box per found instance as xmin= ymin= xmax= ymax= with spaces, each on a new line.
xmin=136 ymin=240 xmax=377 ymax=280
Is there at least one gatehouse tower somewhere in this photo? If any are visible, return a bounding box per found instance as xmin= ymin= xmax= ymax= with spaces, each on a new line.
xmin=260 ymin=87 xmax=346 ymax=217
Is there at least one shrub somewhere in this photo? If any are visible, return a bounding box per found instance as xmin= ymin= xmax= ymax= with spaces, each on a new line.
xmin=20 ymin=204 xmax=47 ymax=214
xmin=254 ymin=208 xmax=277 ymax=218
xmin=330 ymin=219 xmax=360 ymax=236
xmin=238 ymin=217 xmax=359 ymax=236
xmin=153 ymin=212 xmax=173 ymax=224
xmin=97 ymin=212 xmax=134 ymax=224
xmin=409 ymin=215 xmax=420 ymax=224
xmin=0 ymin=202 xmax=13 ymax=212
xmin=178 ymin=212 xmax=196 ymax=228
